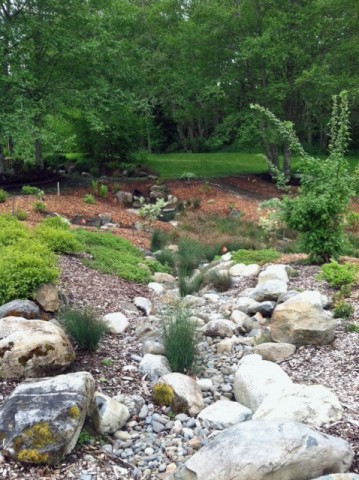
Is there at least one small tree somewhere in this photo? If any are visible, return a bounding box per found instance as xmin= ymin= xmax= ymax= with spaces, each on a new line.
xmin=252 ymin=92 xmax=358 ymax=263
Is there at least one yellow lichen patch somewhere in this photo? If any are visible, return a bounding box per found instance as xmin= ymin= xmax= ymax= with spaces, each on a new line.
xmin=23 ymin=422 xmax=54 ymax=449
xmin=153 ymin=383 xmax=175 ymax=407
xmin=18 ymin=449 xmax=48 ymax=464
xmin=68 ymin=405 xmax=81 ymax=419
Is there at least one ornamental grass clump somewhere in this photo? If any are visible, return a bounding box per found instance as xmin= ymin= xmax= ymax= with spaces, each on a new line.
xmin=162 ymin=305 xmax=198 ymax=374
xmin=58 ymin=306 xmax=107 ymax=352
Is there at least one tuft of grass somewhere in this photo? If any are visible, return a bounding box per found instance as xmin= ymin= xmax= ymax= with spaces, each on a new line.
xmin=151 ymin=230 xmax=170 ymax=252
xmin=83 ymin=194 xmax=95 ymax=205
xmin=58 ymin=306 xmax=107 ymax=352
xmin=178 ymin=267 xmax=203 ymax=297
xmin=346 ymin=323 xmax=359 ymax=333
xmin=333 ymin=301 xmax=354 ymax=319
xmin=232 ymin=248 xmax=280 ymax=265
xmin=155 ymin=249 xmax=176 ymax=269
xmin=99 ymin=184 xmax=108 ymax=198
xmin=162 ymin=305 xmax=198 ymax=373
xmin=206 ymin=270 xmax=232 ymax=292
xmin=33 ymin=201 xmax=47 ymax=213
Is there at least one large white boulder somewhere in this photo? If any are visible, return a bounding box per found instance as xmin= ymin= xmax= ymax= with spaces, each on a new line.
xmin=172 ymin=420 xmax=353 ymax=480
xmin=0 ymin=372 xmax=95 ymax=465
xmin=250 ymin=280 xmax=287 ymax=302
xmin=229 ymin=263 xmax=261 ymax=277
xmin=157 ymin=373 xmax=204 ymax=417
xmin=0 ymin=316 xmax=75 ymax=378
xmin=102 ymin=312 xmax=129 ymax=334
xmin=271 ymin=291 xmax=337 ymax=345
xmin=93 ymin=392 xmax=130 ymax=434
xmin=253 ymin=384 xmax=343 ymax=427
xmin=257 ymin=265 xmax=289 ymax=284
xmin=198 ymin=400 xmax=252 ymax=428
xmin=233 ymin=354 xmax=292 ymax=411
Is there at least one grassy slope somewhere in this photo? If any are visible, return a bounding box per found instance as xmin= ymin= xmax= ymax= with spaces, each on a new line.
xmin=146 ymin=152 xmax=359 ymax=179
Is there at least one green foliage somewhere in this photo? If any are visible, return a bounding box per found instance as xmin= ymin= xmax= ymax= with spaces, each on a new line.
xmin=206 ymin=270 xmax=232 ymax=292
xmin=153 ymin=384 xmax=175 ymax=407
xmin=101 ymin=358 xmax=113 ymax=367
xmin=91 ymin=179 xmax=99 ymax=194
xmin=75 ymin=230 xmax=150 ymax=283
xmin=346 ymin=323 xmax=359 ymax=333
xmin=83 ymin=194 xmax=95 ymax=205
xmin=144 ymin=259 xmax=172 ymax=274
xmin=318 ymin=261 xmax=358 ymax=289
xmin=151 ymin=230 xmax=170 ymax=252
xmin=333 ymin=301 xmax=354 ymax=319
xmin=15 ymin=210 xmax=28 ymax=221
xmin=33 ymin=201 xmax=47 ymax=213
xmin=139 ymin=198 xmax=167 ymax=221
xmin=34 ymin=225 xmax=81 ymax=254
xmin=0 ymin=238 xmax=59 ymax=304
xmin=99 ymin=184 xmax=108 ymax=198
xmin=180 ymin=172 xmax=197 ymax=181
xmin=162 ymin=305 xmax=198 ymax=373
xmin=252 ymin=92 xmax=357 ymax=263
xmin=40 ymin=216 xmax=70 ymax=230
xmin=22 ymin=186 xmax=45 ymax=199
xmin=178 ymin=268 xmax=203 ymax=297
xmin=0 ymin=214 xmax=30 ymax=246
xmin=0 ymin=189 xmax=9 ymax=203
xmin=154 ymin=249 xmax=176 ymax=269
xmin=58 ymin=306 xmax=107 ymax=352
xmin=232 ymin=249 xmax=280 ymax=265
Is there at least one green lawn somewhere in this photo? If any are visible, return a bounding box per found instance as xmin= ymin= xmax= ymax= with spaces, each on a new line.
xmin=146 ymin=152 xmax=359 ymax=179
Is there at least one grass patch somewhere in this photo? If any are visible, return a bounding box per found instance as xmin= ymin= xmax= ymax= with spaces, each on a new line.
xmin=232 ymin=248 xmax=281 ymax=265
xmin=162 ymin=305 xmax=198 ymax=373
xmin=58 ymin=306 xmax=107 ymax=352
xmin=75 ymin=229 xmax=153 ymax=283
xmin=206 ymin=270 xmax=232 ymax=292
xmin=178 ymin=269 xmax=203 ymax=297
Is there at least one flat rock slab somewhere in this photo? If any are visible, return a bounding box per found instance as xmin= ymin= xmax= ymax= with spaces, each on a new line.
xmin=0 ymin=316 xmax=75 ymax=378
xmin=198 ymin=400 xmax=252 ymax=428
xmin=172 ymin=420 xmax=353 ymax=480
xmin=0 ymin=372 xmax=95 ymax=465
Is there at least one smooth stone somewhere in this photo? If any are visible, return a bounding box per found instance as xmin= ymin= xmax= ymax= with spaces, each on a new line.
xmin=102 ymin=312 xmax=129 ymax=334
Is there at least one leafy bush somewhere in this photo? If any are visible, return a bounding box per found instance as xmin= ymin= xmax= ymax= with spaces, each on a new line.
xmin=33 ymin=201 xmax=47 ymax=213
xmin=151 ymin=230 xmax=170 ymax=252
xmin=144 ymin=259 xmax=172 ymax=274
xmin=333 ymin=301 xmax=354 ymax=319
xmin=155 ymin=249 xmax=176 ymax=269
xmin=84 ymin=194 xmax=95 ymax=204
xmin=15 ymin=210 xmax=28 ymax=221
xmin=40 ymin=216 xmax=70 ymax=229
xmin=162 ymin=305 xmax=198 ymax=373
xmin=0 ymin=214 xmax=30 ymax=246
xmin=99 ymin=184 xmax=108 ymax=198
xmin=139 ymin=198 xmax=167 ymax=221
xmin=0 ymin=239 xmax=59 ymax=304
xmin=0 ymin=189 xmax=8 ymax=203
xmin=22 ymin=185 xmax=44 ymax=198
xmin=252 ymin=92 xmax=357 ymax=263
xmin=232 ymin=249 xmax=280 ymax=265
xmin=58 ymin=306 xmax=107 ymax=352
xmin=75 ymin=230 xmax=151 ymax=283
xmin=34 ymin=225 xmax=81 ymax=254
xmin=318 ymin=261 xmax=358 ymax=289
xmin=206 ymin=270 xmax=232 ymax=292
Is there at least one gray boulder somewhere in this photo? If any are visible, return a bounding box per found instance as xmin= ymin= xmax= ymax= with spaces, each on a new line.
xmin=271 ymin=291 xmax=337 ymax=345
xmin=203 ymin=319 xmax=236 ymax=337
xmin=198 ymin=400 xmax=252 ymax=429
xmin=313 ymin=475 xmax=359 ymax=480
xmin=250 ymin=280 xmax=287 ymax=302
xmin=139 ymin=354 xmax=171 ymax=382
xmin=93 ymin=392 xmax=130 ymax=434
xmin=0 ymin=299 xmax=40 ymax=319
xmin=157 ymin=373 xmax=204 ymax=417
xmin=115 ymin=191 xmax=133 ymax=207
xmin=134 ymin=296 xmax=153 ymax=316
xmin=0 ymin=372 xmax=95 ymax=465
xmin=102 ymin=312 xmax=129 ymax=334
xmin=257 ymin=264 xmax=289 ymax=284
xmin=253 ymin=342 xmax=296 ymax=362
xmin=35 ymin=283 xmax=59 ymax=312
xmin=172 ymin=420 xmax=353 ymax=480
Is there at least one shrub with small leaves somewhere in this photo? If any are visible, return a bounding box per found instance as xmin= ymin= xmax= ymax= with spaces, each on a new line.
xmin=84 ymin=194 xmax=95 ymax=204
xmin=162 ymin=305 xmax=198 ymax=373
xmin=34 ymin=225 xmax=81 ymax=254
xmin=346 ymin=323 xmax=359 ymax=333
xmin=15 ymin=210 xmax=28 ymax=221
xmin=99 ymin=184 xmax=108 ymax=198
xmin=0 ymin=189 xmax=8 ymax=203
xmin=33 ymin=201 xmax=47 ymax=213
xmin=58 ymin=306 xmax=107 ymax=352
xmin=333 ymin=301 xmax=354 ymax=319
xmin=22 ymin=185 xmax=44 ymax=199
xmin=232 ymin=248 xmax=280 ymax=265
xmin=318 ymin=261 xmax=358 ymax=289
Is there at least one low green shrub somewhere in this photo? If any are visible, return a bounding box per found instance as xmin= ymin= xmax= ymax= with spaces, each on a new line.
xmin=0 ymin=214 xmax=30 ymax=246
xmin=318 ymin=261 xmax=358 ymax=289
xmin=0 ymin=239 xmax=59 ymax=304
xmin=84 ymin=194 xmax=95 ymax=204
xmin=34 ymin=225 xmax=81 ymax=254
xmin=144 ymin=259 xmax=172 ymax=274
xmin=99 ymin=184 xmax=108 ymax=198
xmin=0 ymin=189 xmax=8 ymax=203
xmin=206 ymin=270 xmax=232 ymax=292
xmin=232 ymin=248 xmax=281 ymax=265
xmin=162 ymin=305 xmax=198 ymax=373
xmin=346 ymin=323 xmax=359 ymax=333
xmin=40 ymin=216 xmax=70 ymax=229
xmin=155 ymin=249 xmax=176 ymax=269
xmin=151 ymin=230 xmax=170 ymax=252
xmin=333 ymin=301 xmax=354 ymax=319
xmin=58 ymin=306 xmax=107 ymax=352
xmin=22 ymin=185 xmax=44 ymax=198
xmin=15 ymin=210 xmax=28 ymax=221
xmin=33 ymin=201 xmax=47 ymax=213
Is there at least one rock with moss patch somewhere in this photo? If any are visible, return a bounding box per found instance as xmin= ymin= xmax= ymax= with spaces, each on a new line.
xmin=0 ymin=316 xmax=75 ymax=378
xmin=157 ymin=373 xmax=204 ymax=416
xmin=0 ymin=372 xmax=95 ymax=465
